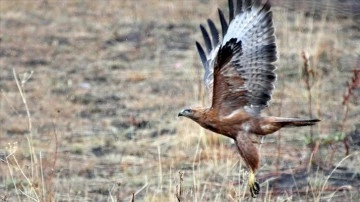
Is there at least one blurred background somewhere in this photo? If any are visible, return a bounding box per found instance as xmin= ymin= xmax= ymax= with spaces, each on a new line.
xmin=0 ymin=0 xmax=359 ymax=201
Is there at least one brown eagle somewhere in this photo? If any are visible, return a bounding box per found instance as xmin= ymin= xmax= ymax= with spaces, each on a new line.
xmin=178 ymin=0 xmax=320 ymax=198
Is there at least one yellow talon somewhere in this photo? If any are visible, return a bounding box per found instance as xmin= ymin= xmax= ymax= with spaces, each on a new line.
xmin=248 ymin=171 xmax=260 ymax=198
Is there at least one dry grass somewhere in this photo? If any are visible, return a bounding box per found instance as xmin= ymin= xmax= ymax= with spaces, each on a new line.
xmin=0 ymin=0 xmax=359 ymax=201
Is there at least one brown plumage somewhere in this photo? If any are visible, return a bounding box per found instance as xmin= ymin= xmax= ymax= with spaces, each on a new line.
xmin=178 ymin=0 xmax=320 ymax=198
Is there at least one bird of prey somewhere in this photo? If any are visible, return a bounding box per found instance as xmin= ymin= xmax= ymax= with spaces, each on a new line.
xmin=178 ymin=0 xmax=320 ymax=198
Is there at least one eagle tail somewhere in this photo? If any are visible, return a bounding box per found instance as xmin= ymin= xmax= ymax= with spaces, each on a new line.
xmin=273 ymin=117 xmax=320 ymax=127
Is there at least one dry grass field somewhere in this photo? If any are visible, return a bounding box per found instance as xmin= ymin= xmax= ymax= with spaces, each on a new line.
xmin=0 ymin=0 xmax=359 ymax=201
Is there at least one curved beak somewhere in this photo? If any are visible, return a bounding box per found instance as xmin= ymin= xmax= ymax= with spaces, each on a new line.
xmin=178 ymin=109 xmax=191 ymax=117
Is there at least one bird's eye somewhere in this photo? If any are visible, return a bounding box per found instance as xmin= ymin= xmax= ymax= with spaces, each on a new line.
xmin=184 ymin=109 xmax=192 ymax=113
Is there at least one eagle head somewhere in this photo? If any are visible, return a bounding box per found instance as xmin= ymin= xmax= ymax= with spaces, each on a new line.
xmin=178 ymin=108 xmax=194 ymax=118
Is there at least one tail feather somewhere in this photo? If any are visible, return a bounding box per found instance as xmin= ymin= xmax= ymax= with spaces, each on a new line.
xmin=273 ymin=117 xmax=320 ymax=127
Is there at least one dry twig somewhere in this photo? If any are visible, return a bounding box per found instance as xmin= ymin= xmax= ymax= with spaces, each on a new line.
xmin=301 ymin=51 xmax=317 ymax=150
xmin=175 ymin=171 xmax=184 ymax=202
xmin=341 ymin=68 xmax=360 ymax=155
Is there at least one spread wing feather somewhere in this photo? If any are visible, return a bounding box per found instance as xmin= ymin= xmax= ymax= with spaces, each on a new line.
xmin=196 ymin=0 xmax=277 ymax=116
xmin=200 ymin=25 xmax=212 ymax=54
xmin=229 ymin=0 xmax=235 ymax=22
xmin=218 ymin=9 xmax=228 ymax=37
xmin=207 ymin=19 xmax=219 ymax=46
xmin=235 ymin=0 xmax=243 ymax=14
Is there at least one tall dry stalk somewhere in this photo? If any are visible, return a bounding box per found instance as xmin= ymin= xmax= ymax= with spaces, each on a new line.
xmin=340 ymin=68 xmax=360 ymax=155
xmin=327 ymin=67 xmax=359 ymax=165
xmin=13 ymin=69 xmax=37 ymax=178
xmin=3 ymin=69 xmax=59 ymax=201
xmin=301 ymin=51 xmax=317 ymax=147
xmin=175 ymin=171 xmax=184 ymax=202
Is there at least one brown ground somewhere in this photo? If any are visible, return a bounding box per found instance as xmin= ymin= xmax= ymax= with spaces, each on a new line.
xmin=0 ymin=0 xmax=359 ymax=201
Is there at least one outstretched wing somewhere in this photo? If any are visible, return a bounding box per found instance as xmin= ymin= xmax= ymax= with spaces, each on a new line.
xmin=195 ymin=4 xmax=232 ymax=102
xmin=196 ymin=0 xmax=277 ymax=116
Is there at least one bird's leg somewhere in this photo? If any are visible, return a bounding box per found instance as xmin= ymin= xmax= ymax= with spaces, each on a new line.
xmin=248 ymin=170 xmax=260 ymax=198
xmin=235 ymin=132 xmax=261 ymax=197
